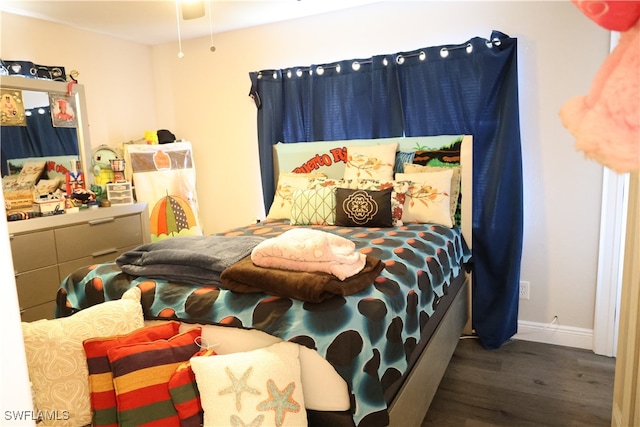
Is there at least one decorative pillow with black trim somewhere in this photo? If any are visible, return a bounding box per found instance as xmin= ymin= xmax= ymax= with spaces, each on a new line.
xmin=335 ymin=187 xmax=393 ymax=227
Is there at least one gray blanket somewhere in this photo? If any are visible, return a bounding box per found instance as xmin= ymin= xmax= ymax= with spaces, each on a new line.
xmin=116 ymin=235 xmax=266 ymax=286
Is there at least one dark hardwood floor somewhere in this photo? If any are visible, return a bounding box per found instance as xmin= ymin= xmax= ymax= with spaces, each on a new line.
xmin=422 ymin=338 xmax=616 ymax=427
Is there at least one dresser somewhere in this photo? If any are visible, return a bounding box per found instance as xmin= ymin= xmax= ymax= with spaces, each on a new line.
xmin=8 ymin=203 xmax=150 ymax=322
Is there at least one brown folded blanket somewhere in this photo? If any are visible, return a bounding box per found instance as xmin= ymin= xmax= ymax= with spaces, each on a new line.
xmin=220 ymin=255 xmax=385 ymax=303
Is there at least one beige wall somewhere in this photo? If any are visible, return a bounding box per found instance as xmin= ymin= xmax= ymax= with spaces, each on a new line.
xmin=149 ymin=1 xmax=610 ymax=333
xmin=0 ymin=0 xmax=612 ymax=386
xmin=0 ymin=12 xmax=159 ymax=148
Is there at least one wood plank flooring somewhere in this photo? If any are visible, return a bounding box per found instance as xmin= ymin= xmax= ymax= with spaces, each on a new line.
xmin=422 ymin=338 xmax=616 ymax=427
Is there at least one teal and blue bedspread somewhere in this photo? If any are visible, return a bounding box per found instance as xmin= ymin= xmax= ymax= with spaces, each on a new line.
xmin=56 ymin=221 xmax=470 ymax=427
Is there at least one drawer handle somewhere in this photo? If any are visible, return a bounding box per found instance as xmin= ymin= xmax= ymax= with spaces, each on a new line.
xmin=92 ymin=248 xmax=118 ymax=257
xmin=89 ymin=217 xmax=115 ymax=225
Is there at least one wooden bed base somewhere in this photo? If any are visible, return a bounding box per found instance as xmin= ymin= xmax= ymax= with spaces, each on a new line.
xmin=387 ymin=275 xmax=469 ymax=426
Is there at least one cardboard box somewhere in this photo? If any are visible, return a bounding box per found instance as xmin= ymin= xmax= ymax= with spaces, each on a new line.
xmin=33 ymin=199 xmax=65 ymax=216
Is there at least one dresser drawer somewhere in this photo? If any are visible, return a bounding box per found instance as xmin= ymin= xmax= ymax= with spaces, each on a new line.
xmin=57 ymin=244 xmax=139 ymax=280
xmin=10 ymin=230 xmax=57 ymax=273
xmin=54 ymin=214 xmax=143 ymax=263
xmin=21 ymin=300 xmax=57 ymax=322
xmin=15 ymin=265 xmax=60 ymax=310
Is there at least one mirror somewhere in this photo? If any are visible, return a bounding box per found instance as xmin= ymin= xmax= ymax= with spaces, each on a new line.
xmin=1 ymin=75 xmax=92 ymax=205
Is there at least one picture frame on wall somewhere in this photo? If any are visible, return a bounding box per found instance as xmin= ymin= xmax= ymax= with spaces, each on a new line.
xmin=49 ymin=94 xmax=77 ymax=128
xmin=1 ymin=88 xmax=26 ymax=126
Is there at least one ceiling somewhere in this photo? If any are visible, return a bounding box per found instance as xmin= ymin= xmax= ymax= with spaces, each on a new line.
xmin=0 ymin=0 xmax=380 ymax=46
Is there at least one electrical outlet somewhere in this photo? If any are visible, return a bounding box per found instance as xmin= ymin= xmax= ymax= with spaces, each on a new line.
xmin=519 ymin=281 xmax=530 ymax=300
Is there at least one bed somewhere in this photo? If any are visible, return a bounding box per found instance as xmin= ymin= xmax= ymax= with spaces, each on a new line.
xmin=52 ymin=135 xmax=473 ymax=427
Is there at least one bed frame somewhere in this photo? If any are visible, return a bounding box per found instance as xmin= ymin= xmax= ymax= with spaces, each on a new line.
xmin=286 ymin=135 xmax=474 ymax=426
xmin=387 ymin=135 xmax=473 ymax=425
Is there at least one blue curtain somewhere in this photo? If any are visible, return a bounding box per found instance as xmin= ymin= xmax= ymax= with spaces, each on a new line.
xmin=249 ymin=31 xmax=522 ymax=350
xmin=1 ymin=106 xmax=78 ymax=176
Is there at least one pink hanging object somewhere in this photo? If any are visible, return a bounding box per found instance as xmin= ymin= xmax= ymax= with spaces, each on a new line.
xmin=571 ymin=0 xmax=640 ymax=31
xmin=560 ymin=5 xmax=640 ymax=173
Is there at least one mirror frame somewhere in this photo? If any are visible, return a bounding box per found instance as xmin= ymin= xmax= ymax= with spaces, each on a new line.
xmin=0 ymin=74 xmax=93 ymax=185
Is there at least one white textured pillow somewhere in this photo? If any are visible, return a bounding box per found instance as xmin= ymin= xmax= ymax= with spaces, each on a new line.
xmin=267 ymin=172 xmax=325 ymax=220
xmin=402 ymin=164 xmax=461 ymax=222
xmin=343 ymin=143 xmax=398 ymax=180
xmin=191 ymin=341 xmax=307 ymax=427
xmin=396 ymin=169 xmax=454 ymax=227
xmin=21 ymin=287 xmax=144 ymax=427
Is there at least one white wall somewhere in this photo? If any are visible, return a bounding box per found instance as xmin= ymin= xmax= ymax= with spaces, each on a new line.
xmin=0 ymin=5 xmax=611 ymax=411
xmin=150 ymin=1 xmax=609 ymax=334
xmin=0 ymin=12 xmax=159 ymax=148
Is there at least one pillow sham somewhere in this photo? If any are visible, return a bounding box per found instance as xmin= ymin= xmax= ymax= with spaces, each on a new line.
xmin=354 ymin=179 xmax=408 ymax=226
xmin=343 ymin=143 xmax=398 ymax=180
xmin=403 ymin=163 xmax=461 ymax=224
xmin=190 ymin=342 xmax=307 ymax=427
xmin=267 ymin=172 xmax=325 ymax=220
xmin=394 ymin=151 xmax=416 ymax=174
xmin=307 ymin=177 xmax=357 ymax=190
xmin=21 ymin=287 xmax=144 ymax=427
xmin=396 ymin=169 xmax=454 ymax=227
xmin=107 ymin=327 xmax=203 ymax=427
xmin=335 ymin=187 xmax=393 ymax=228
xmin=82 ymin=321 xmax=181 ymax=427
xmin=168 ymin=348 xmax=217 ymax=427
xmin=289 ymin=186 xmax=337 ymax=226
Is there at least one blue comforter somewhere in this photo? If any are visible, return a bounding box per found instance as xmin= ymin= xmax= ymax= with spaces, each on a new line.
xmin=56 ymin=221 xmax=471 ymax=427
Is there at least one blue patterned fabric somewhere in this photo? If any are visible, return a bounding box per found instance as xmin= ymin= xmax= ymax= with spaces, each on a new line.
xmin=57 ymin=222 xmax=470 ymax=426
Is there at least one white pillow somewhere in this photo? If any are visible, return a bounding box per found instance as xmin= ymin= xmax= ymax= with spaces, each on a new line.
xmin=21 ymin=287 xmax=144 ymax=427
xmin=267 ymin=172 xmax=325 ymax=220
xmin=191 ymin=341 xmax=307 ymax=427
xmin=396 ymin=169 xmax=454 ymax=227
xmin=343 ymin=143 xmax=398 ymax=180
xmin=403 ymin=163 xmax=461 ymax=223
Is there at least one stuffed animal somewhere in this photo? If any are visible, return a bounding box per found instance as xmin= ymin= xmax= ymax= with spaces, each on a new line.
xmin=559 ymin=1 xmax=640 ymax=173
xmin=92 ymin=145 xmax=119 ymax=185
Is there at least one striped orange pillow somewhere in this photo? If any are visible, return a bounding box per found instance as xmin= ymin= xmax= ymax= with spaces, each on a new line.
xmin=107 ymin=327 xmax=202 ymax=427
xmin=83 ymin=321 xmax=181 ymax=427
xmin=168 ymin=348 xmax=217 ymax=427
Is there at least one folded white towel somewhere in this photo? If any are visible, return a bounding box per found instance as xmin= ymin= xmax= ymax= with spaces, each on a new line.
xmin=251 ymin=228 xmax=366 ymax=280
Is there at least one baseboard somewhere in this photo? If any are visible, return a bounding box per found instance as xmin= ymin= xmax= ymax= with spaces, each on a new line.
xmin=514 ymin=320 xmax=593 ymax=350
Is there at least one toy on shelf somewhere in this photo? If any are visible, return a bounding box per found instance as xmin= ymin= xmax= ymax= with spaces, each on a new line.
xmin=65 ymin=160 xmax=85 ymax=195
xmin=91 ymin=145 xmax=120 ymax=185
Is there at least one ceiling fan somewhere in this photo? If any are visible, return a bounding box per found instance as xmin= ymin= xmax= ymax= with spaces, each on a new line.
xmin=180 ymin=0 xmax=206 ymax=20
xmin=175 ymin=0 xmax=213 ymax=57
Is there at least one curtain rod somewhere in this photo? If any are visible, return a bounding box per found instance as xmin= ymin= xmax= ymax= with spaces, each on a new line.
xmin=254 ymin=38 xmax=503 ymax=78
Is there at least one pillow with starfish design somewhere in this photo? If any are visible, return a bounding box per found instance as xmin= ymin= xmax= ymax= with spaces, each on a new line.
xmin=190 ymin=341 xmax=307 ymax=427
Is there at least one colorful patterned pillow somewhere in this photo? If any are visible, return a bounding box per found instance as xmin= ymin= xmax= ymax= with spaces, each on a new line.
xmin=343 ymin=143 xmax=398 ymax=180
xmin=402 ymin=164 xmax=461 ymax=225
xmin=335 ymin=187 xmax=393 ymax=228
xmin=290 ymin=186 xmax=337 ymax=225
xmin=394 ymin=151 xmax=415 ymax=173
xmin=396 ymin=169 xmax=454 ymax=227
xmin=308 ymin=177 xmax=357 ymax=190
xmin=354 ymin=179 xmax=408 ymax=226
xmin=82 ymin=321 xmax=181 ymax=427
xmin=107 ymin=327 xmax=203 ymax=427
xmin=21 ymin=287 xmax=144 ymax=427
xmin=190 ymin=342 xmax=307 ymax=427
xmin=267 ymin=172 xmax=326 ymax=220
xmin=168 ymin=348 xmax=217 ymax=427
